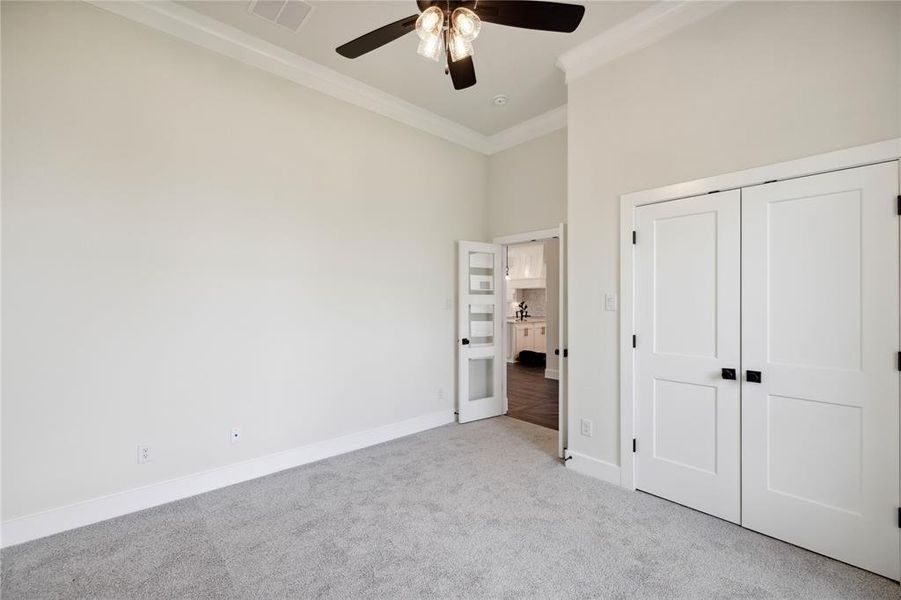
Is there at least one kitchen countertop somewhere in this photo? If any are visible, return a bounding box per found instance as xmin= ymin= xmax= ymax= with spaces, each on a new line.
xmin=506 ymin=317 xmax=547 ymax=324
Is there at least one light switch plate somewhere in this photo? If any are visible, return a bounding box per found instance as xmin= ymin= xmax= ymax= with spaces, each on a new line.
xmin=605 ymin=293 xmax=617 ymax=311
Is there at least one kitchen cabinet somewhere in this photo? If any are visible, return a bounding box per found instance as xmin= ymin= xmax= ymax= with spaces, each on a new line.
xmin=509 ymin=320 xmax=547 ymax=360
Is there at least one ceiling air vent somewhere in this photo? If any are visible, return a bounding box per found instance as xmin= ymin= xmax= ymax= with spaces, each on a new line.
xmin=248 ymin=0 xmax=313 ymax=32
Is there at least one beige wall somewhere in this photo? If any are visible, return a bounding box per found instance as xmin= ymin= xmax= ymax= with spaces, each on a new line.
xmin=1 ymin=1 xmax=487 ymax=520
xmin=566 ymin=1 xmax=901 ymax=467
xmin=7 ymin=0 xmax=896 ymax=525
xmin=488 ymin=129 xmax=566 ymax=238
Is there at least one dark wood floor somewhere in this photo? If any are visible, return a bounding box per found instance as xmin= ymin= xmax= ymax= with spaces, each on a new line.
xmin=507 ymin=362 xmax=559 ymax=430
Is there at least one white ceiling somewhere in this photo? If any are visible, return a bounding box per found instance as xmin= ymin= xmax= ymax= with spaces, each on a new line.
xmin=177 ymin=1 xmax=653 ymax=135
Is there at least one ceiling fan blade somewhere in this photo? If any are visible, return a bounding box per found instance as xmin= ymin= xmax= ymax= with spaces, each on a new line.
xmin=474 ymin=1 xmax=585 ymax=33
xmin=336 ymin=14 xmax=419 ymax=58
xmin=447 ymin=52 xmax=476 ymax=90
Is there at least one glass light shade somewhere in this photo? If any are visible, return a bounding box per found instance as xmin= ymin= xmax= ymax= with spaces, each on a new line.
xmin=415 ymin=6 xmax=444 ymax=39
xmin=452 ymin=8 xmax=481 ymax=41
xmin=448 ymin=30 xmax=473 ymax=63
xmin=417 ymin=32 xmax=443 ymax=62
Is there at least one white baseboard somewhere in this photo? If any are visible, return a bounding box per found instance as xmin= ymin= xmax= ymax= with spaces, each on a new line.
xmin=544 ymin=368 xmax=559 ymax=380
xmin=1 ymin=409 xmax=455 ymax=548
xmin=565 ymin=450 xmax=621 ymax=486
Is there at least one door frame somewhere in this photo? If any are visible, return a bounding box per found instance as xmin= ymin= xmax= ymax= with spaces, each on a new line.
xmin=619 ymin=137 xmax=901 ymax=492
xmin=493 ymin=224 xmax=567 ymax=458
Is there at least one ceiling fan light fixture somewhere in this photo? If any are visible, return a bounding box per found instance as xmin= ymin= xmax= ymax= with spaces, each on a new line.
xmin=415 ymin=6 xmax=444 ymax=39
xmin=417 ymin=32 xmax=443 ymax=61
xmin=336 ymin=1 xmax=586 ymax=91
xmin=448 ymin=29 xmax=473 ymax=63
xmin=451 ymin=8 xmax=481 ymax=41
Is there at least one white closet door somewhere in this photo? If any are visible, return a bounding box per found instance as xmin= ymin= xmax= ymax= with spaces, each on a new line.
xmin=742 ymin=162 xmax=900 ymax=579
xmin=635 ymin=190 xmax=741 ymax=523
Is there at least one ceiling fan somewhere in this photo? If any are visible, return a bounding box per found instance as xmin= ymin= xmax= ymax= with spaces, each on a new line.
xmin=335 ymin=1 xmax=586 ymax=90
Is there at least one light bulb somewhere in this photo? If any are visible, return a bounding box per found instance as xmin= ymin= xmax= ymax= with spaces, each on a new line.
xmin=417 ymin=32 xmax=442 ymax=62
xmin=448 ymin=30 xmax=473 ymax=63
xmin=415 ymin=6 xmax=443 ymax=39
xmin=452 ymin=8 xmax=481 ymax=41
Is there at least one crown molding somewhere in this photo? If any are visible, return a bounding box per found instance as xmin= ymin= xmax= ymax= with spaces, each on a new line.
xmin=87 ymin=0 xmax=568 ymax=155
xmin=89 ymin=1 xmax=497 ymax=153
xmin=89 ymin=1 xmax=715 ymax=155
xmin=557 ymin=1 xmax=732 ymax=83
xmin=484 ymin=105 xmax=566 ymax=154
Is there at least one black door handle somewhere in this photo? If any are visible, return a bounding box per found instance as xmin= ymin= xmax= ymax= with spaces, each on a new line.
xmin=746 ymin=370 xmax=762 ymax=383
xmin=461 ymin=338 xmax=470 ymax=345
xmin=721 ymin=368 xmax=736 ymax=380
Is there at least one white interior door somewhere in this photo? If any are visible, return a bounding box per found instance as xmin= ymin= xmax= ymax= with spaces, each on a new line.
xmin=458 ymin=241 xmax=504 ymax=424
xmin=634 ymin=190 xmax=742 ymax=523
xmin=741 ymin=162 xmax=900 ymax=579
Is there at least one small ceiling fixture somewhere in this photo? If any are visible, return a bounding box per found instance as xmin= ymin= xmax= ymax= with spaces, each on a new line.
xmin=336 ymin=1 xmax=586 ymax=91
xmin=492 ymin=94 xmax=509 ymax=106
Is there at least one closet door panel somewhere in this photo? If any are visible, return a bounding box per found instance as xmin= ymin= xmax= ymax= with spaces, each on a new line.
xmin=634 ymin=190 xmax=742 ymax=523
xmin=741 ymin=161 xmax=900 ymax=579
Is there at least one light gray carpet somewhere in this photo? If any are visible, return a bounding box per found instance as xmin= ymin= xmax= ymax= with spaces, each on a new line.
xmin=2 ymin=417 xmax=899 ymax=599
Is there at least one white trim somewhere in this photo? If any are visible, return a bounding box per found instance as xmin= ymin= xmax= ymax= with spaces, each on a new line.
xmin=564 ymin=451 xmax=621 ymax=486
xmin=87 ymin=0 xmax=565 ymax=155
xmin=556 ymin=1 xmax=731 ymax=83
xmin=623 ymin=138 xmax=901 ymax=206
xmin=86 ymin=0 xmax=734 ymax=153
xmin=619 ymin=137 xmax=901 ymax=492
xmin=492 ymin=227 xmax=561 ymax=246
xmin=484 ymin=106 xmax=566 ymax=154
xmin=544 ymin=368 xmax=559 ymax=381
xmin=89 ymin=1 xmax=491 ymax=153
xmin=1 ymin=409 xmax=454 ymax=548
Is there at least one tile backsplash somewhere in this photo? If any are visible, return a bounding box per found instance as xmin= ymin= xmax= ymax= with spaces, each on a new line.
xmin=511 ymin=288 xmax=546 ymax=317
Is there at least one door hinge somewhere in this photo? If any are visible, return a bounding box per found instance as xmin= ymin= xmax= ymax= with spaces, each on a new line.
xmin=897 ymin=195 xmax=901 ymax=216
xmin=897 ymin=506 xmax=901 ymax=528
xmin=563 ymin=348 xmax=568 ymax=358
xmin=632 ymin=438 xmax=637 ymax=453
xmin=632 ymin=334 xmax=636 ymax=349
xmin=897 ymin=351 xmax=901 ymax=371
xmin=632 ymin=230 xmax=637 ymax=245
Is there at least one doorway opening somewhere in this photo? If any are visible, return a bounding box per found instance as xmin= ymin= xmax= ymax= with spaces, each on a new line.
xmin=456 ymin=226 xmax=566 ymax=457
xmin=494 ymin=225 xmax=566 ymax=458
xmin=503 ymin=239 xmax=559 ymax=431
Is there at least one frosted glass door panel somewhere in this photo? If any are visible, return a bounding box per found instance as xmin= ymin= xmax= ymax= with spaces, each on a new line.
xmin=468 ymin=357 xmax=495 ymax=402
xmin=469 ymin=251 xmax=495 ymax=295
xmin=468 ymin=304 xmax=495 ymax=346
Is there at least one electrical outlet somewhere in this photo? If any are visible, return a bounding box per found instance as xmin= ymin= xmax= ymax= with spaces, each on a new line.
xmin=137 ymin=445 xmax=152 ymax=464
xmin=230 ymin=427 xmax=241 ymax=444
xmin=580 ymin=418 xmax=593 ymax=437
